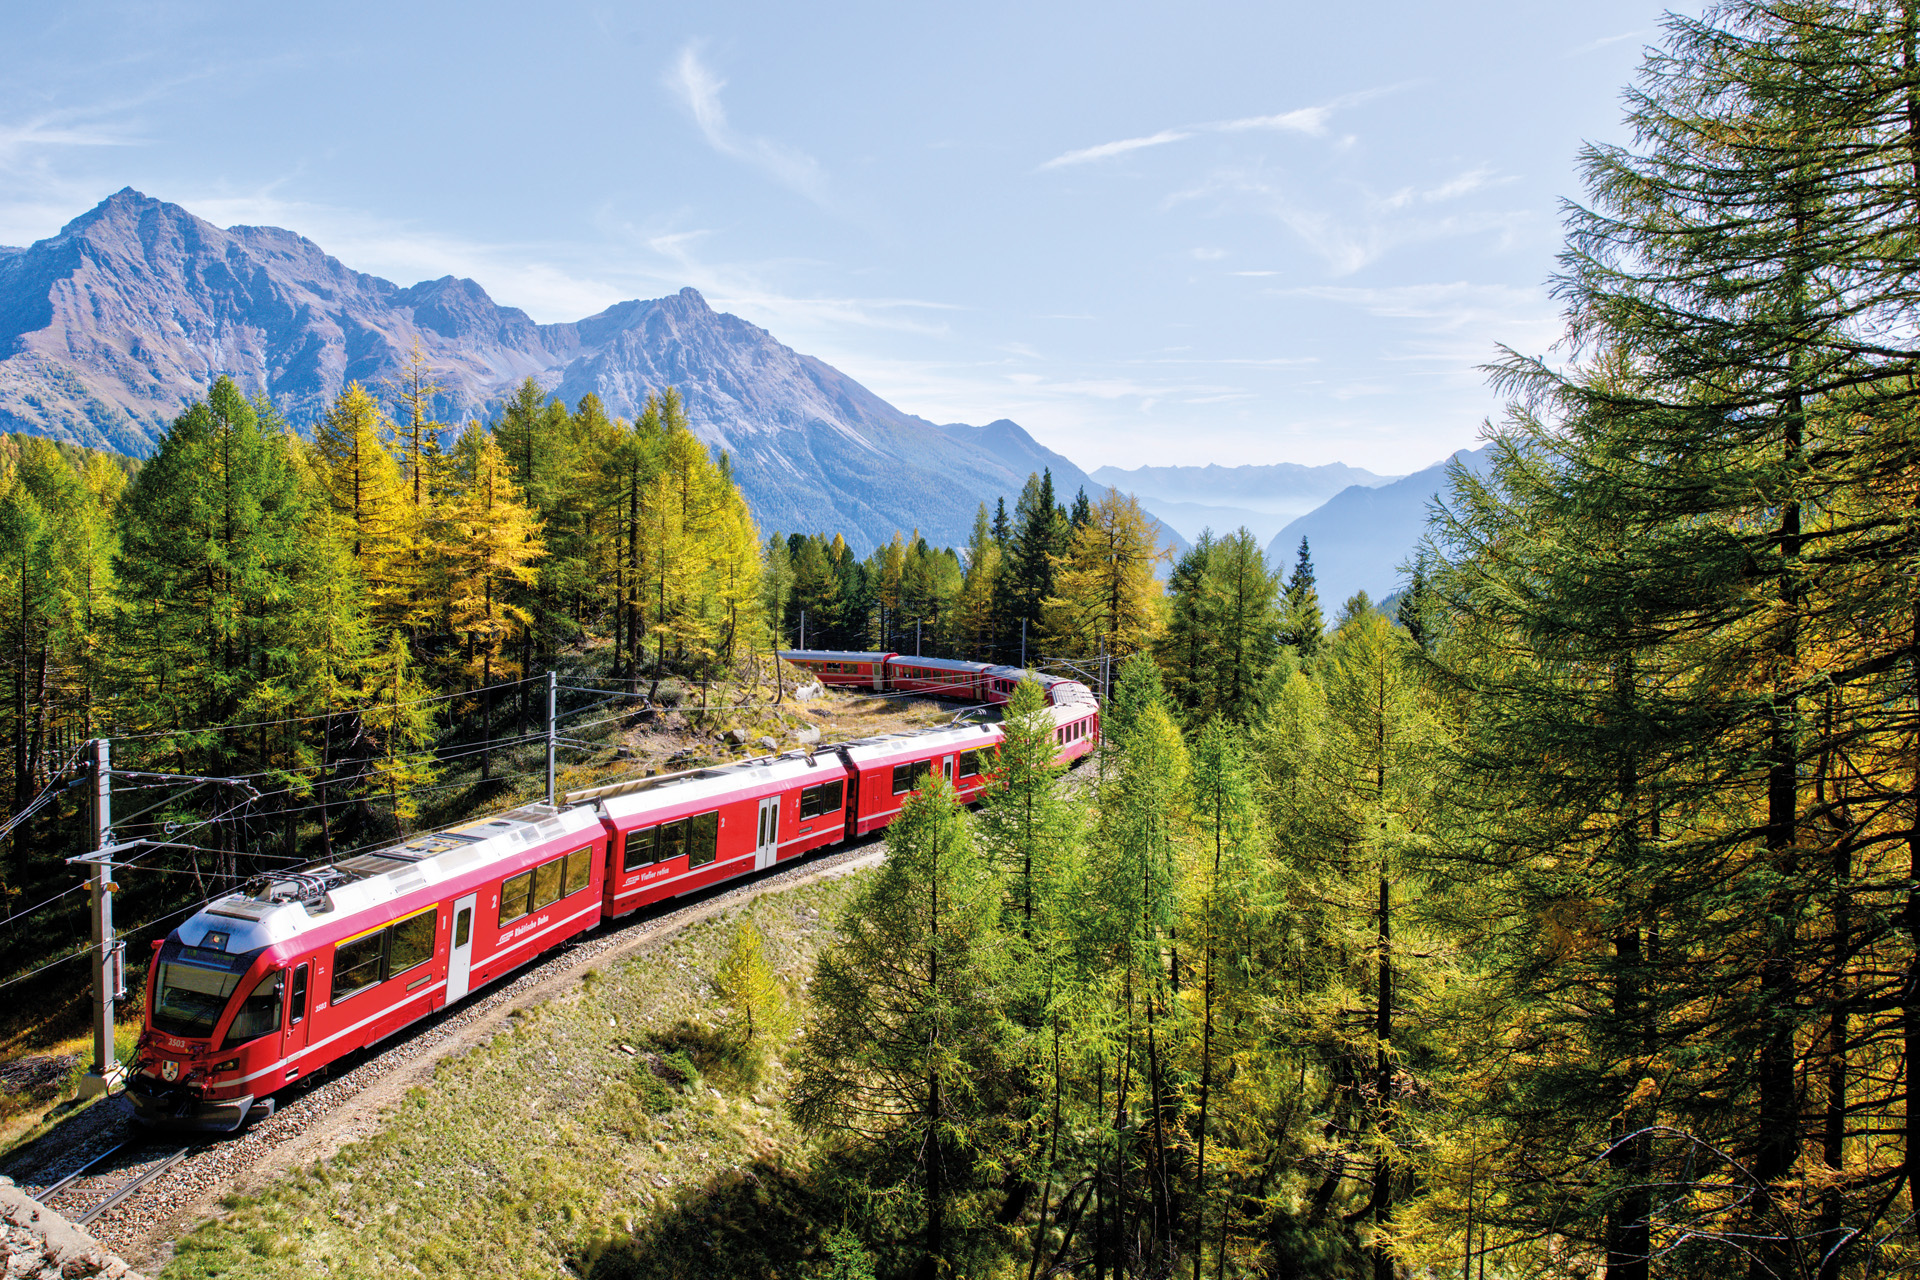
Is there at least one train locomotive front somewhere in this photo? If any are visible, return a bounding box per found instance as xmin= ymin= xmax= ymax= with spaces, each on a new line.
xmin=130 ymin=914 xmax=306 ymax=1132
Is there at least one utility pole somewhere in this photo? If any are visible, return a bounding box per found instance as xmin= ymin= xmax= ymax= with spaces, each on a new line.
xmin=800 ymin=611 xmax=807 ymax=650
xmin=75 ymin=739 xmax=123 ymax=1098
xmin=916 ymin=620 xmax=922 ymax=656
xmin=545 ymin=669 xmax=557 ymax=807
xmin=1020 ymin=618 xmax=1027 ymax=670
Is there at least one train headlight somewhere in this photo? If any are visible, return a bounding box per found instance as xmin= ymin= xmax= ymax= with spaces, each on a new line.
xmin=212 ymin=1059 xmax=240 ymax=1073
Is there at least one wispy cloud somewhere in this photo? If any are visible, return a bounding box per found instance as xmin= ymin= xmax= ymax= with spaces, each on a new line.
xmin=1040 ymin=85 xmax=1412 ymax=171
xmin=1380 ymin=164 xmax=1510 ymax=209
xmin=1041 ymin=128 xmax=1193 ymax=170
xmin=1163 ymin=164 xmax=1528 ymax=276
xmin=666 ymin=44 xmax=828 ymax=204
xmin=1566 ymin=30 xmax=1647 ymax=57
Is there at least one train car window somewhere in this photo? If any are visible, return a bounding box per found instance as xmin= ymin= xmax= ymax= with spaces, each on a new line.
xmin=332 ymin=929 xmax=387 ymax=1003
xmin=623 ymin=826 xmax=657 ymax=871
xmin=499 ymin=870 xmax=534 ymax=925
xmin=958 ymin=751 xmax=981 ymax=779
xmin=221 ymin=970 xmax=285 ymax=1048
xmin=799 ymin=780 xmax=845 ymax=819
xmin=533 ymin=857 xmax=565 ymax=909
xmin=688 ymin=811 xmax=720 ymax=867
xmin=820 ymin=779 xmax=845 ymax=815
xmin=892 ymin=761 xmax=931 ymax=795
xmin=564 ymin=846 xmax=592 ymax=895
xmin=288 ymin=962 xmax=309 ymax=1027
xmin=388 ymin=909 xmax=436 ymax=976
xmin=454 ymin=909 xmax=471 ymax=949
xmin=659 ymin=817 xmax=688 ymax=864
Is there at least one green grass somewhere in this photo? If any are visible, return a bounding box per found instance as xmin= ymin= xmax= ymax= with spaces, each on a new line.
xmin=161 ymin=871 xmax=867 ymax=1280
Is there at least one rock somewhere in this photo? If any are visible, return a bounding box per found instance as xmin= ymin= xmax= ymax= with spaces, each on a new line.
xmin=724 ymin=728 xmax=750 ymax=744
xmin=793 ymin=682 xmax=825 ymax=702
xmin=0 ymin=1177 xmax=147 ymax=1279
xmin=756 ymin=736 xmax=779 ymax=752
xmin=791 ymin=724 xmax=822 ymax=745
xmin=618 ymin=1044 xmax=636 ymax=1055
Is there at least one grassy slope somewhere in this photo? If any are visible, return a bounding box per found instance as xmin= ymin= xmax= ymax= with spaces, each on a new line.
xmin=161 ymin=871 xmax=867 ymax=1280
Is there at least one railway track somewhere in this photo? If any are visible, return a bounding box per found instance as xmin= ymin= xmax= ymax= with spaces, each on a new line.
xmin=34 ymin=1138 xmax=198 ymax=1227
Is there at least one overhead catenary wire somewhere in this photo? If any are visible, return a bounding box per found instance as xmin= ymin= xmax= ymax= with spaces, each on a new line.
xmin=104 ymin=674 xmax=542 ymax=744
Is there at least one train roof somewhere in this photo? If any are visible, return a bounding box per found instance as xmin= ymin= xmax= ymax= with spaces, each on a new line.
xmin=172 ymin=804 xmax=606 ymax=956
xmin=779 ymin=649 xmax=894 ymax=664
xmin=838 ymin=720 xmax=1004 ymax=765
xmin=592 ymin=750 xmax=845 ymax=825
xmin=884 ymin=656 xmax=991 ymax=673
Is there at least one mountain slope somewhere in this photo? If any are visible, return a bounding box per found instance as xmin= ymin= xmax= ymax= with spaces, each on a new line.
xmin=1265 ymin=447 xmax=1491 ymax=610
xmin=0 ymin=189 xmax=1171 ymax=555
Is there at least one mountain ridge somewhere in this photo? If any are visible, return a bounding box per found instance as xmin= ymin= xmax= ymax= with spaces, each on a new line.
xmin=0 ymin=189 xmax=1172 ymax=555
xmin=1265 ymin=446 xmax=1492 ymax=609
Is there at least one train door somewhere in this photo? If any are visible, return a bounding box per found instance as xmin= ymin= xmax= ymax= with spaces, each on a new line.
xmin=447 ymin=893 xmax=478 ymax=1002
xmin=281 ymin=961 xmax=311 ymax=1075
xmin=755 ymin=796 xmax=780 ymax=870
xmin=942 ymin=755 xmax=954 ymax=786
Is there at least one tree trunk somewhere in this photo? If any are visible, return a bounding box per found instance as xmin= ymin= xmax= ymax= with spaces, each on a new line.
xmin=1372 ymin=868 xmax=1394 ymax=1280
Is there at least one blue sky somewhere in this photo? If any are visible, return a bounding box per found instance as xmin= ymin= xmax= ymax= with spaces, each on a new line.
xmin=0 ymin=1 xmax=1680 ymax=474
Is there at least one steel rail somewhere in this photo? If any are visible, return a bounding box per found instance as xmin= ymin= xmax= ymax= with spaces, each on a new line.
xmin=66 ymin=1144 xmax=195 ymax=1227
xmin=37 ymin=1139 xmax=134 ymax=1201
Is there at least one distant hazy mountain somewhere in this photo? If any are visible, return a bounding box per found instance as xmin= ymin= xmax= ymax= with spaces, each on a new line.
xmin=0 ymin=188 xmax=1175 ymax=555
xmin=1091 ymin=460 xmax=1397 ymax=544
xmin=1264 ymin=447 xmax=1492 ymax=610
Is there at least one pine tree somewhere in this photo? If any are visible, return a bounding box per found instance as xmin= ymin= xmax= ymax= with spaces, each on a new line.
xmin=1179 ymin=719 xmax=1271 ymax=1275
xmin=1159 ymin=533 xmax=1216 ymax=716
xmin=435 ymin=421 xmax=544 ymax=689
xmin=113 ymin=377 xmax=319 ymax=759
xmin=386 ymin=337 xmax=443 ymax=507
xmin=1315 ymin=606 xmax=1442 ymax=1280
xmin=790 ymin=779 xmax=1011 ymax=1279
xmin=959 ymin=504 xmax=1004 ymax=661
xmin=1283 ymin=537 xmax=1325 ymax=662
xmin=1423 ymin=4 xmax=1920 ymax=1270
xmin=352 ymin=632 xmax=442 ymax=832
xmin=1041 ymin=489 xmax=1164 ymax=662
xmin=715 ymin=915 xmax=794 ymax=1079
xmin=311 ymin=383 xmax=410 ymax=630
xmin=762 ymin=532 xmax=794 ymax=649
xmin=1082 ymin=652 xmax=1191 ymax=1272
xmin=1160 ymin=527 xmax=1279 ymax=726
xmin=998 ymin=471 xmax=1068 ymax=662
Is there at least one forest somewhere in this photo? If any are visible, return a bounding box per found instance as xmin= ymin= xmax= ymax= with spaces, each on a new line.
xmin=3 ymin=3 xmax=1918 ymax=1279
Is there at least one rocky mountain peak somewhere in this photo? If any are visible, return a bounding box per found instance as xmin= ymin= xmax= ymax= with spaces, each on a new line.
xmin=0 ymin=190 xmax=1150 ymax=554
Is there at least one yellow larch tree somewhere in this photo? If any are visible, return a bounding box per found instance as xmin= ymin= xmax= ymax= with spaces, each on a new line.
xmin=312 ymin=383 xmax=413 ymax=632
xmin=434 ymin=421 xmax=545 ymax=688
xmin=1042 ymin=489 xmax=1165 ymax=660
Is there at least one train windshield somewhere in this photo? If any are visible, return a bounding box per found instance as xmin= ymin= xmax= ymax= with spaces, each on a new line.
xmin=150 ymin=938 xmax=263 ymax=1040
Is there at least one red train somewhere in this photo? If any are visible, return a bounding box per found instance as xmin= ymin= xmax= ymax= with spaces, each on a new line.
xmin=128 ymin=653 xmax=1098 ymax=1131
